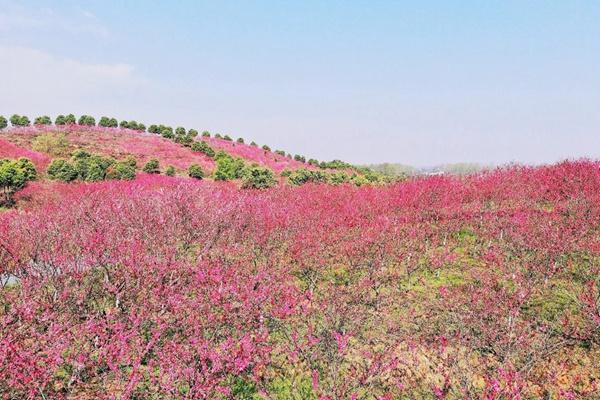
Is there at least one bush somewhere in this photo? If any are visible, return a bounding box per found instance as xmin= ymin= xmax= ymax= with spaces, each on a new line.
xmin=143 ymin=159 xmax=160 ymax=174
xmin=0 ymin=116 xmax=7 ymax=130
xmin=287 ymin=168 xmax=328 ymax=185
xmin=262 ymin=145 xmax=271 ymax=152
xmin=47 ymin=159 xmax=78 ymax=182
xmin=191 ymin=141 xmax=216 ymax=158
xmin=175 ymin=127 xmax=186 ymax=136
xmin=213 ymin=151 xmax=245 ymax=181
xmin=165 ymin=165 xmax=176 ymax=176
xmin=32 ymin=132 xmax=70 ymax=157
xmin=201 ymin=131 xmax=211 ymax=137
xmin=0 ymin=158 xmax=36 ymax=205
xmin=175 ymin=134 xmax=193 ymax=146
xmin=250 ymin=141 xmax=257 ymax=147
xmin=78 ymin=115 xmax=96 ymax=126
xmin=350 ymin=174 xmax=370 ymax=186
xmin=328 ymin=172 xmax=350 ymax=185
xmin=71 ymin=150 xmax=116 ymax=181
xmin=160 ymin=126 xmax=174 ymax=139
xmin=187 ymin=164 xmax=205 ymax=179
xmin=64 ymin=114 xmax=77 ymax=124
xmin=10 ymin=114 xmax=30 ymax=127
xmin=106 ymin=161 xmax=136 ymax=180
xmin=275 ymin=150 xmax=286 ymax=156
xmin=242 ymin=165 xmax=276 ymax=189
xmin=214 ymin=133 xmax=222 ymax=139
xmin=100 ymin=118 xmax=117 ymax=128
xmin=15 ymin=158 xmax=37 ymax=181
xmin=148 ymin=125 xmax=159 ymax=134
xmin=99 ymin=117 xmax=112 ymax=127
xmin=55 ymin=115 xmax=66 ymax=125
xmin=34 ymin=115 xmax=52 ymax=125
xmin=319 ymin=159 xmax=352 ymax=169
xmin=236 ymin=137 xmax=244 ymax=144
xmin=294 ymin=155 xmax=306 ymax=163
xmin=223 ymin=135 xmax=232 ymax=141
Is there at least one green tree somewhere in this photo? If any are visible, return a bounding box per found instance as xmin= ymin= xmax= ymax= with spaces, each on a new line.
xmin=223 ymin=135 xmax=232 ymax=141
xmin=188 ymin=129 xmax=199 ymax=138
xmin=287 ymin=168 xmax=328 ymax=185
xmin=262 ymin=145 xmax=271 ymax=151
xmin=0 ymin=116 xmax=7 ymax=130
xmin=142 ymin=159 xmax=160 ymax=174
xmin=191 ymin=141 xmax=216 ymax=158
xmin=64 ymin=114 xmax=77 ymax=124
xmin=78 ymin=115 xmax=95 ymax=126
xmin=47 ymin=159 xmax=78 ymax=182
xmin=165 ymin=165 xmax=176 ymax=176
xmin=0 ymin=158 xmax=36 ymax=205
xmin=99 ymin=117 xmax=111 ymax=127
xmin=175 ymin=127 xmax=186 ymax=136
xmin=34 ymin=115 xmax=52 ymax=125
xmin=242 ymin=165 xmax=276 ymax=189
xmin=160 ymin=126 xmax=174 ymax=139
xmin=15 ymin=158 xmax=37 ymax=181
xmin=213 ymin=151 xmax=245 ymax=181
xmin=55 ymin=115 xmax=66 ymax=125
xmin=187 ymin=164 xmax=205 ymax=179
xmin=328 ymin=172 xmax=350 ymax=185
xmin=71 ymin=151 xmax=115 ymax=181
xmin=201 ymin=131 xmax=211 ymax=137
xmin=10 ymin=114 xmax=30 ymax=127
xmin=106 ymin=161 xmax=136 ymax=180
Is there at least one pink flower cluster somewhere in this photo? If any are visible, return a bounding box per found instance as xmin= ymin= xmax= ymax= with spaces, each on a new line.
xmin=0 ymin=138 xmax=51 ymax=169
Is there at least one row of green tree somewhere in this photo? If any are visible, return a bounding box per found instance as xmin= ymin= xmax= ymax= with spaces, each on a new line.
xmin=0 ymin=114 xmax=363 ymax=172
xmin=282 ymin=168 xmax=385 ymax=186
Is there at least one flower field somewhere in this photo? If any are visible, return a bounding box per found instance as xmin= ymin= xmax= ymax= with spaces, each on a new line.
xmin=1 ymin=159 xmax=598 ymax=399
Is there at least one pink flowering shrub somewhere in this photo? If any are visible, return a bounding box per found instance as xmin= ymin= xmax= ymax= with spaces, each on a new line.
xmin=0 ymin=138 xmax=51 ymax=170
xmin=0 ymin=160 xmax=599 ymax=399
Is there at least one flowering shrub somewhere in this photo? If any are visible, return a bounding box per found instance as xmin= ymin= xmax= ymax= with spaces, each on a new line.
xmin=0 ymin=154 xmax=598 ymax=399
xmin=0 ymin=138 xmax=51 ymax=170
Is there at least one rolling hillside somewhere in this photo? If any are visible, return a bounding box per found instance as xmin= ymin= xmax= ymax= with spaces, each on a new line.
xmin=0 ymin=115 xmax=599 ymax=399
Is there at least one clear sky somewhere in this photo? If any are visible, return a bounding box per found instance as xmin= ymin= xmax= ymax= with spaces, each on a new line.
xmin=1 ymin=1 xmax=599 ymax=166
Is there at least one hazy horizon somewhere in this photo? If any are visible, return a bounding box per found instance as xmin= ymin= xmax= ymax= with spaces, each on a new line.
xmin=2 ymin=0 xmax=599 ymax=166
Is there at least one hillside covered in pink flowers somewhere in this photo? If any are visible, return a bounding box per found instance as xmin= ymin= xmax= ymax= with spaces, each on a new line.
xmin=0 ymin=116 xmax=599 ymax=399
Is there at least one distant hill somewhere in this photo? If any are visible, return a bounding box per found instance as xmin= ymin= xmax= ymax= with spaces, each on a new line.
xmin=365 ymin=162 xmax=494 ymax=177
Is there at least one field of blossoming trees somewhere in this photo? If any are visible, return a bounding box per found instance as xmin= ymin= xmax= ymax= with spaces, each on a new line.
xmin=0 ymin=117 xmax=599 ymax=399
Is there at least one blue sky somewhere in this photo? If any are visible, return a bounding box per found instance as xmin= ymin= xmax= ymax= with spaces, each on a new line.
xmin=1 ymin=1 xmax=599 ymax=166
